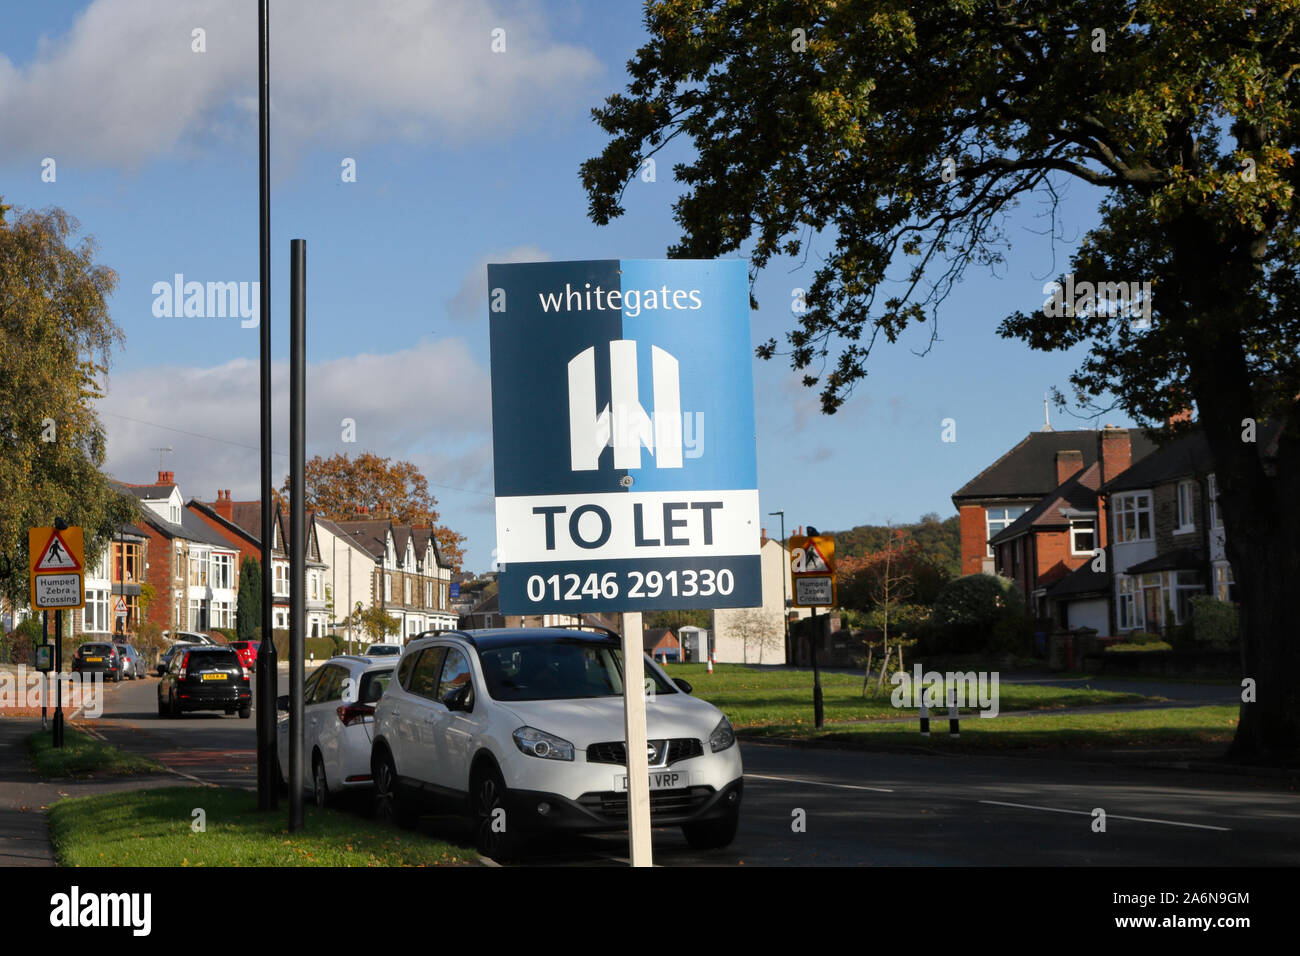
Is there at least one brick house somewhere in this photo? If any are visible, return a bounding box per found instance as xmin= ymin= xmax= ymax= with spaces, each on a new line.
xmin=953 ymin=426 xmax=1157 ymax=580
xmin=111 ymin=473 xmax=240 ymax=636
xmin=1101 ymin=427 xmax=1247 ymax=637
xmin=72 ymin=524 xmax=151 ymax=639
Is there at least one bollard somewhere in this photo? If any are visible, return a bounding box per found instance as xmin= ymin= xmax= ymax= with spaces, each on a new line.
xmin=948 ymin=686 xmax=960 ymax=737
xmin=919 ymin=703 xmax=930 ymax=736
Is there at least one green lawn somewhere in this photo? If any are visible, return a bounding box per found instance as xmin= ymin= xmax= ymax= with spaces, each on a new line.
xmin=48 ymin=787 xmax=481 ymax=867
xmin=739 ymin=705 xmax=1240 ymax=752
xmin=663 ymin=663 xmax=1152 ymax=728
xmin=28 ymin=729 xmax=165 ymax=778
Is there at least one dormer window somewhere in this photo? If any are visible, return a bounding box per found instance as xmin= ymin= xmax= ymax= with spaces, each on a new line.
xmin=1070 ymin=519 xmax=1095 ymax=555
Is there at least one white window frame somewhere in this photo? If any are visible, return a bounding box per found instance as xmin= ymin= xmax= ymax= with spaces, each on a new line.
xmin=189 ymin=549 xmax=210 ymax=587
xmin=211 ymin=553 xmax=233 ymax=590
xmin=404 ymin=577 xmax=412 ymax=606
xmin=274 ymin=563 xmax=289 ymax=597
xmin=84 ymin=589 xmax=109 ymax=632
xmin=384 ymin=573 xmax=392 ymax=602
xmin=1070 ymin=519 xmax=1096 ymax=556
xmin=985 ymin=506 xmax=1029 ymax=556
xmin=1175 ymin=480 xmax=1196 ymax=533
xmin=1113 ymin=492 xmax=1153 ymax=543
xmin=1207 ymin=473 xmax=1222 ymax=529
xmin=1117 ymin=575 xmax=1141 ymax=631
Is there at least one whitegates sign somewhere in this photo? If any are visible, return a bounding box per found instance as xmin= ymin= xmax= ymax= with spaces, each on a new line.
xmin=487 ymin=259 xmax=761 ymax=613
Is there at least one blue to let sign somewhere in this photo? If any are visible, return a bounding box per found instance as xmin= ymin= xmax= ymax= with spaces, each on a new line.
xmin=487 ymin=258 xmax=761 ymax=614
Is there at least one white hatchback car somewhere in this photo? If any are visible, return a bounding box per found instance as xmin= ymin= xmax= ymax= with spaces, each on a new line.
xmin=370 ymin=627 xmax=743 ymax=859
xmin=276 ymin=655 xmax=397 ymax=806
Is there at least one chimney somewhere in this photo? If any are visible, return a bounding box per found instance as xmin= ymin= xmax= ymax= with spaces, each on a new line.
xmin=1055 ymin=449 xmax=1084 ymax=485
xmin=1099 ymin=426 xmax=1132 ymax=485
xmin=158 ymin=470 xmax=175 ymax=485
xmin=214 ymin=489 xmax=233 ymax=521
xmin=761 ymin=527 xmax=767 ymax=545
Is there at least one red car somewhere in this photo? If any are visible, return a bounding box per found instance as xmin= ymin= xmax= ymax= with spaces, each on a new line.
xmin=229 ymin=641 xmax=260 ymax=673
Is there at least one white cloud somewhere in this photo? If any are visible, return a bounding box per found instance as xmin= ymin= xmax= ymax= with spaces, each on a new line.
xmin=446 ymin=244 xmax=550 ymax=319
xmin=0 ymin=0 xmax=604 ymax=166
xmin=96 ymin=338 xmax=494 ymax=505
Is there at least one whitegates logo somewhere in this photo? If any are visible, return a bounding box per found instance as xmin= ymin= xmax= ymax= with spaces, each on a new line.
xmin=568 ymin=339 xmax=703 ymax=471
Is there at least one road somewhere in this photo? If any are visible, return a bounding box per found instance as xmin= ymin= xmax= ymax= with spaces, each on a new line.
xmin=79 ymin=669 xmax=1300 ymax=867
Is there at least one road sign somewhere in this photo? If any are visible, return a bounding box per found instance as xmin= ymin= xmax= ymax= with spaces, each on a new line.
xmin=29 ymin=526 xmax=84 ymax=611
xmin=487 ymin=258 xmax=761 ymax=614
xmin=790 ymin=534 xmax=836 ymax=608
xmin=114 ymin=596 xmax=127 ymax=615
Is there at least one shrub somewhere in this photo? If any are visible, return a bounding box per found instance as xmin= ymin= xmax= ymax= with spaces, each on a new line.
xmin=1129 ymin=631 xmax=1164 ymax=645
xmin=1188 ymin=596 xmax=1239 ymax=649
xmin=924 ymin=573 xmax=1028 ymax=655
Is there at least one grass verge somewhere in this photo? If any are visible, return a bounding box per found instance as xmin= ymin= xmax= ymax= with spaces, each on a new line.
xmin=28 ymin=728 xmax=164 ymax=778
xmin=738 ymin=704 xmax=1239 ymax=752
xmin=48 ymin=786 xmax=481 ymax=866
xmin=663 ymin=662 xmax=1153 ymax=727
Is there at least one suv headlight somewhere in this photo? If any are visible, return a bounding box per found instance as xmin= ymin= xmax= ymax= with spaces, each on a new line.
xmin=512 ymin=726 xmax=575 ymax=761
xmin=709 ymin=716 xmax=736 ymax=753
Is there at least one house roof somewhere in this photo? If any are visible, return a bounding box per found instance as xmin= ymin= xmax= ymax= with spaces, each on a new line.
xmin=1101 ymin=430 xmax=1214 ymax=493
xmin=1124 ymin=549 xmax=1204 ymax=575
xmin=139 ymin=507 xmax=237 ymax=549
xmin=187 ymin=499 xmax=261 ymax=546
xmin=953 ymin=429 xmax=1157 ymax=503
xmin=118 ymin=481 xmax=177 ymax=499
xmin=1044 ymin=561 xmax=1111 ymax=599
xmin=989 ymin=462 xmax=1101 ymax=546
xmin=643 ymin=627 xmax=676 ymax=651
xmin=330 ymin=520 xmax=391 ymax=560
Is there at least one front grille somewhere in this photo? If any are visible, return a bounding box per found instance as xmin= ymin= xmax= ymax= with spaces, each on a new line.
xmin=577 ymin=786 xmax=715 ymax=821
xmin=586 ymin=738 xmax=704 ymax=767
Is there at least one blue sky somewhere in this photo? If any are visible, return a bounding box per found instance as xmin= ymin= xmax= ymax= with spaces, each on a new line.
xmin=0 ymin=0 xmax=1135 ymax=571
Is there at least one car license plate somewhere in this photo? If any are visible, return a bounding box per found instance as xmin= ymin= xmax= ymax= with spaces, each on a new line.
xmin=201 ymin=673 xmax=227 ymax=681
xmin=86 ymin=657 xmax=102 ymax=663
xmin=614 ymin=770 xmax=688 ymax=792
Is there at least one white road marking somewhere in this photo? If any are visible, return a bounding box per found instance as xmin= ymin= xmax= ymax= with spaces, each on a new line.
xmin=747 ymin=773 xmax=894 ymax=793
xmin=978 ymin=799 xmax=1231 ymax=831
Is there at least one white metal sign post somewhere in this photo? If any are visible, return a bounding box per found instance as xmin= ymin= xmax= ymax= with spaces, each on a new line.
xmin=487 ymin=258 xmax=761 ymax=866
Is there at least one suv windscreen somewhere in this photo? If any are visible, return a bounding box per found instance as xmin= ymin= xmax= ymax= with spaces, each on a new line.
xmin=477 ymin=640 xmax=676 ymax=701
xmin=185 ymin=649 xmax=240 ymax=670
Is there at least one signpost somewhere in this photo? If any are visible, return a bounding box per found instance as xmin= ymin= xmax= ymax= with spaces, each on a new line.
xmin=29 ymin=524 xmax=85 ymax=747
xmin=790 ymin=532 xmax=836 ymax=729
xmin=487 ymin=258 xmax=761 ymax=865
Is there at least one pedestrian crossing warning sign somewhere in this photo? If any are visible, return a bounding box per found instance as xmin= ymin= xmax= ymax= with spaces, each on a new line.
xmin=33 ymin=528 xmax=82 ymax=572
xmin=797 ymin=539 xmax=830 ymax=573
xmin=28 ymin=525 xmax=85 ymax=610
xmin=789 ymin=534 xmax=836 ymax=608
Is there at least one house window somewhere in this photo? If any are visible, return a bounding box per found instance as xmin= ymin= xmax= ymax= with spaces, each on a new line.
xmin=1175 ymin=481 xmax=1195 ymax=533
xmin=404 ymin=577 xmax=412 ymax=606
xmin=384 ymin=573 xmax=392 ymax=602
xmin=189 ymin=550 xmax=210 ymax=587
xmin=113 ymin=543 xmax=141 ymax=584
xmin=211 ymin=601 xmax=232 ymax=628
xmin=189 ymin=599 xmax=209 ymax=631
xmin=1113 ymin=493 xmax=1152 ymax=542
xmin=211 ymin=553 xmax=233 ymax=589
xmin=1173 ymin=570 xmax=1204 ymax=624
xmin=1207 ymin=474 xmax=1222 ymax=529
xmin=309 ymin=573 xmax=319 ymax=601
xmin=425 ymin=581 xmax=433 ymax=607
xmin=1117 ymin=575 xmax=1140 ymax=630
xmin=1070 ymin=519 xmax=1095 ymax=555
xmin=84 ymin=590 xmax=109 ymax=632
xmin=274 ymin=563 xmax=289 ymax=596
xmin=985 ymin=507 xmax=1028 ymax=555
xmin=170 ymin=504 xmax=181 ymax=524
xmin=274 ymin=609 xmax=288 ymax=629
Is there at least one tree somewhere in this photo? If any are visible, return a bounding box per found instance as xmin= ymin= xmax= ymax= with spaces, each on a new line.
xmin=285 ymin=452 xmax=466 ymax=572
xmin=583 ymin=4 xmax=1300 ymax=759
xmin=236 ymin=556 xmax=262 ymax=641
xmin=851 ymin=525 xmax=915 ymax=696
xmin=0 ymin=200 xmax=139 ymax=610
xmin=356 ymin=605 xmax=401 ymax=642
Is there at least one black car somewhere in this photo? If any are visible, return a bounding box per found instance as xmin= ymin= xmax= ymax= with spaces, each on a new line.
xmin=156 ymin=642 xmax=200 ymax=676
xmin=71 ymin=642 xmax=125 ymax=682
xmin=157 ymin=645 xmax=251 ymax=718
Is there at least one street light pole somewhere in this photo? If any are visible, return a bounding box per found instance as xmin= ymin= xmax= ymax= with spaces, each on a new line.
xmin=768 ymin=510 xmax=789 ymax=662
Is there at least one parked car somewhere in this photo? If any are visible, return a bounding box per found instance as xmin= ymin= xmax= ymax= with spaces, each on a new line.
xmin=113 ymin=641 xmax=144 ymax=680
xmin=163 ymin=629 xmax=216 ymax=646
xmin=71 ymin=642 xmax=125 ymax=682
xmin=157 ymin=645 xmax=251 ymax=717
xmin=229 ymin=640 xmax=260 ymax=673
xmin=363 ymin=643 xmax=402 ymax=657
xmin=276 ymin=655 xmax=396 ymax=806
xmin=370 ymin=627 xmax=743 ymax=860
xmin=156 ymin=642 xmax=201 ymax=676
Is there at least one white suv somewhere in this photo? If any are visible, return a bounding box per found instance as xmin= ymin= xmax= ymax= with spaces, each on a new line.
xmin=370 ymin=627 xmax=743 ymax=859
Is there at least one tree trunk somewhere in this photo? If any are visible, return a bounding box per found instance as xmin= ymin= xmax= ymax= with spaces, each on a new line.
xmin=862 ymin=643 xmax=874 ymax=697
